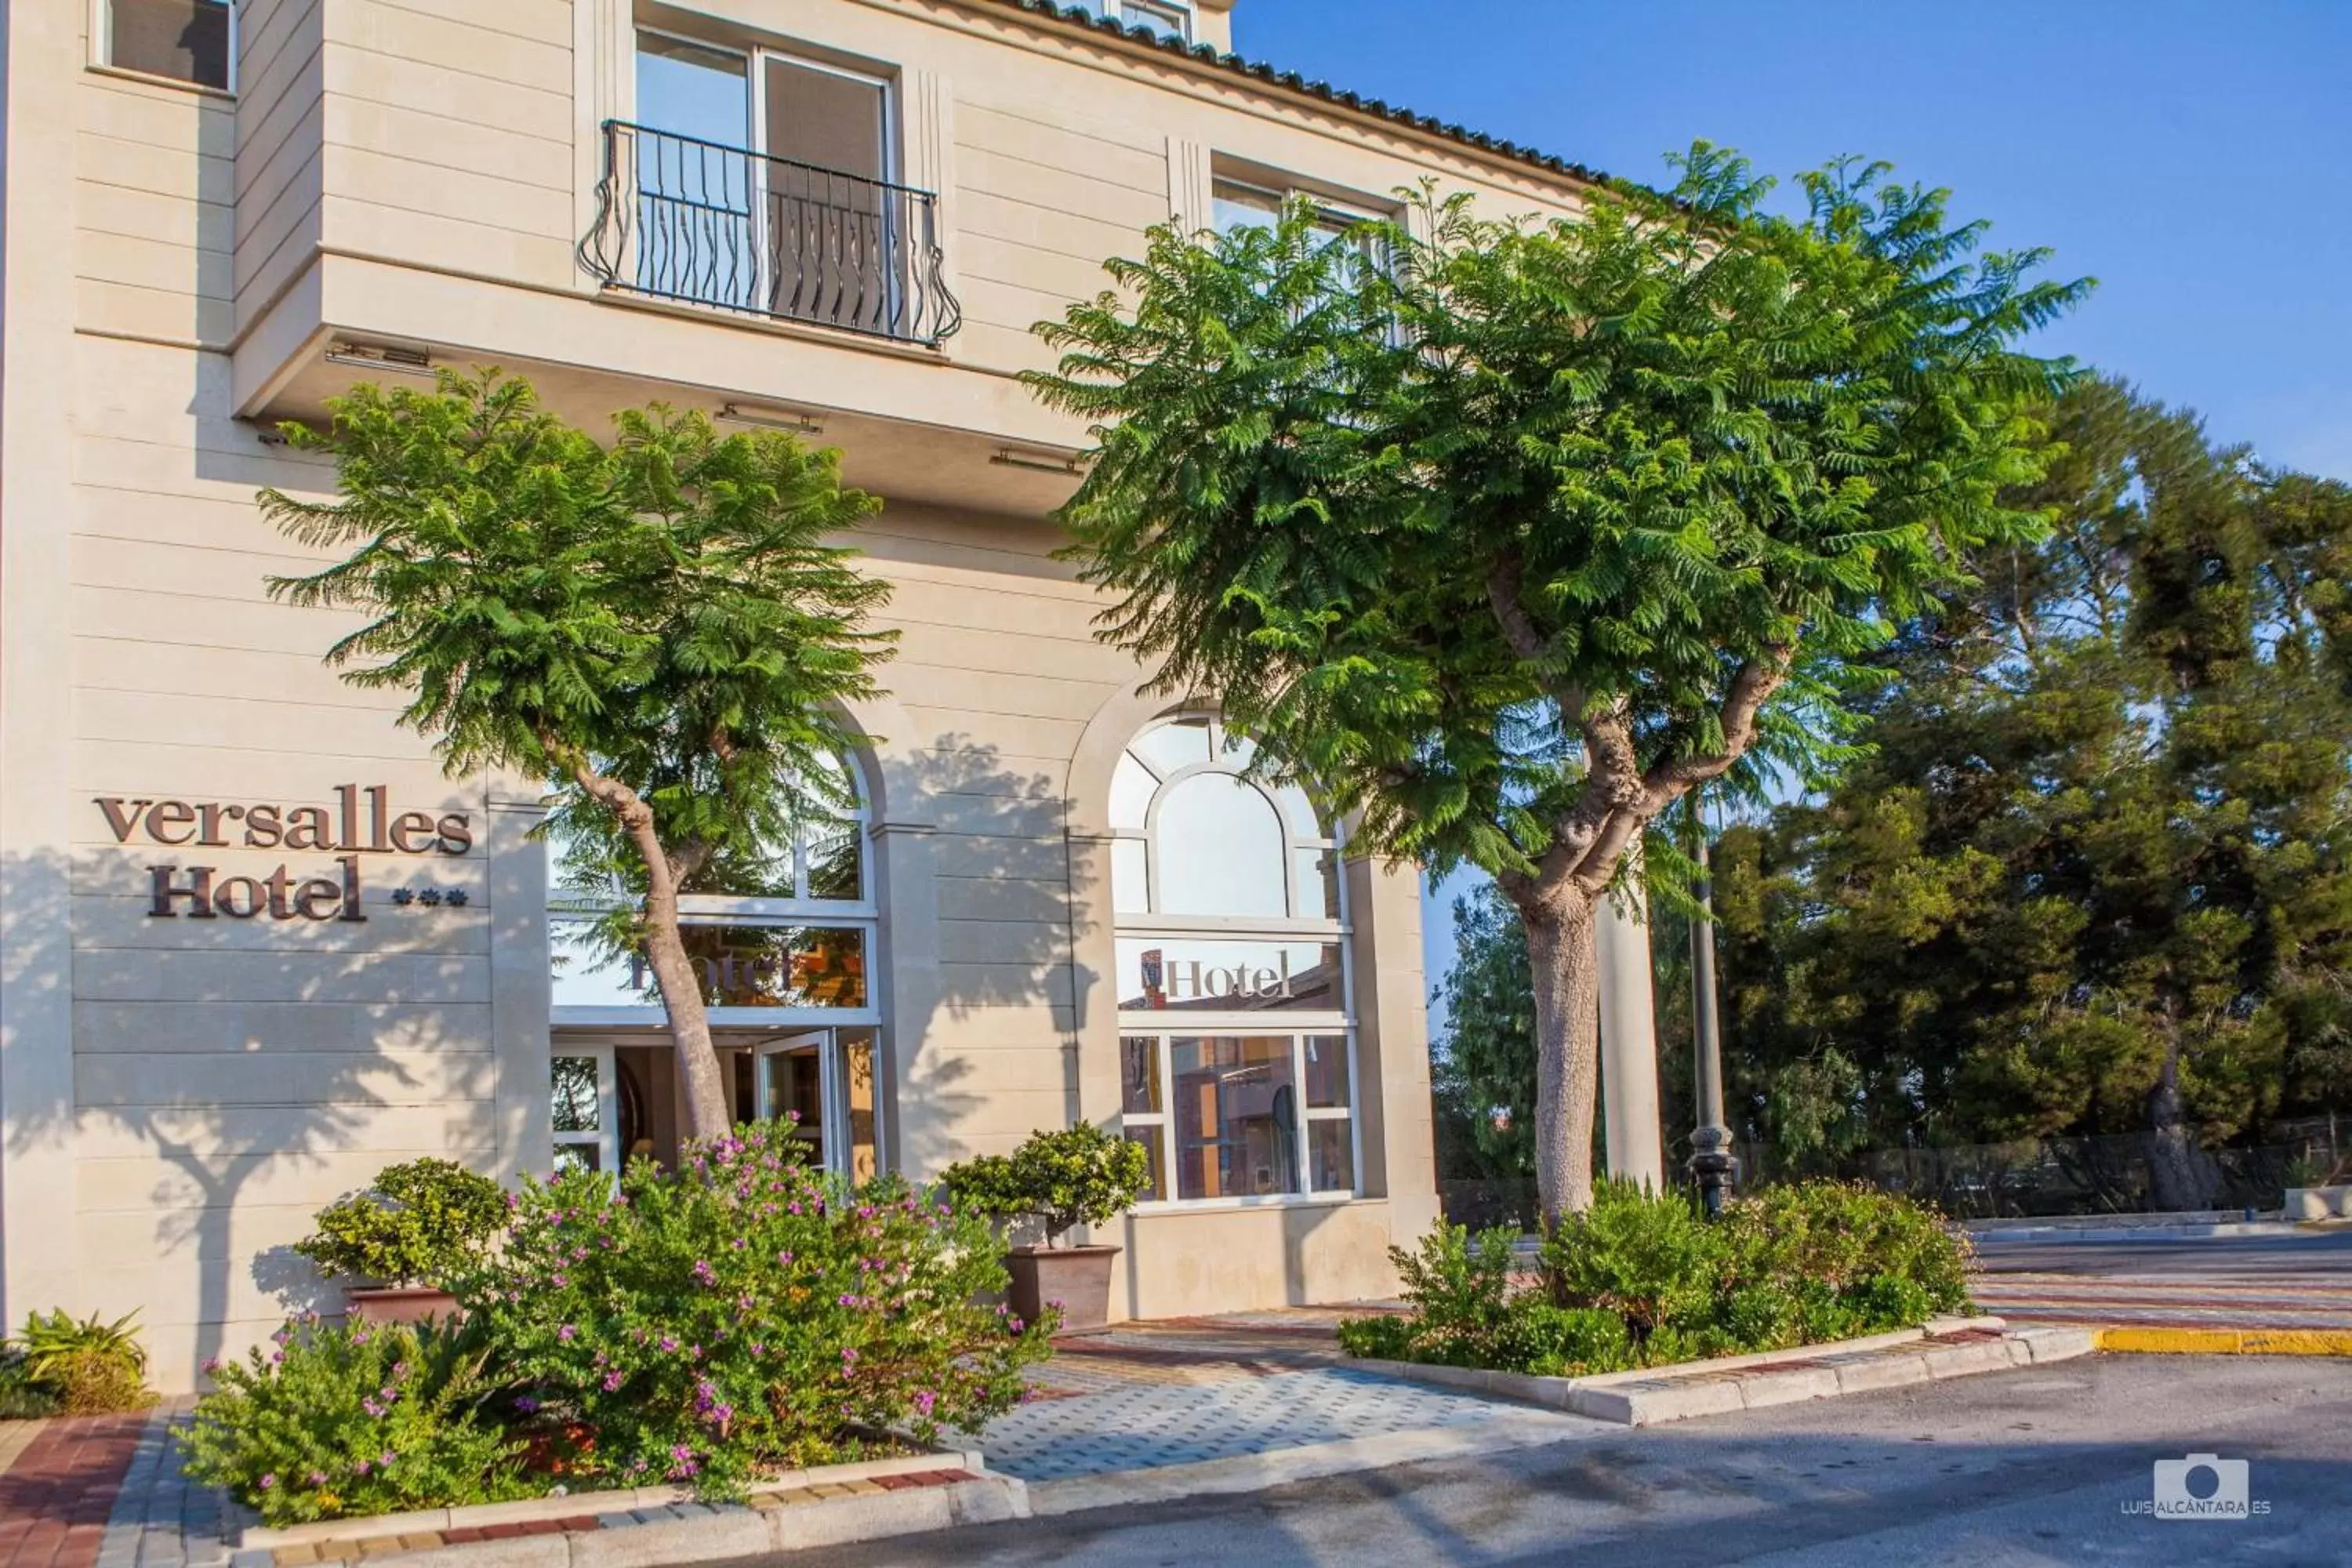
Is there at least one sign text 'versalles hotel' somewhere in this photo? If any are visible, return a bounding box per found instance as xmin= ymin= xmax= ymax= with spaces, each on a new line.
xmin=93 ymin=784 xmax=473 ymax=922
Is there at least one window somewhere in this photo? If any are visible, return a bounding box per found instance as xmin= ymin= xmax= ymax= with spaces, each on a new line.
xmin=1095 ymin=0 xmax=1193 ymax=42
xmin=549 ymin=755 xmax=880 ymax=1024
xmin=104 ymin=0 xmax=234 ymax=91
xmin=622 ymin=28 xmax=924 ymax=339
xmin=551 ymin=1050 xmax=618 ymax=1174
xmin=1112 ymin=714 xmax=1358 ymax=1203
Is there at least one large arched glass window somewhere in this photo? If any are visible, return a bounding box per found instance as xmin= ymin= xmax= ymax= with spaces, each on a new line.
xmin=1111 ymin=715 xmax=1357 ymax=1206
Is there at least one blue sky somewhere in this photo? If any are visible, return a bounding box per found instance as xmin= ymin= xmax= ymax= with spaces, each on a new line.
xmin=1223 ymin=2 xmax=2352 ymax=1014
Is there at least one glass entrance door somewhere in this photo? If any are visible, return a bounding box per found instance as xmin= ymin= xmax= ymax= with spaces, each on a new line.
xmin=753 ymin=1033 xmax=832 ymax=1165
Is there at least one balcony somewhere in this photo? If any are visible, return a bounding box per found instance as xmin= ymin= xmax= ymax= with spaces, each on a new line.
xmin=579 ymin=121 xmax=961 ymax=349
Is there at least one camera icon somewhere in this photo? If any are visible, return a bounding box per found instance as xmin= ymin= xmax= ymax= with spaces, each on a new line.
xmin=2151 ymin=1454 xmax=2250 ymax=1519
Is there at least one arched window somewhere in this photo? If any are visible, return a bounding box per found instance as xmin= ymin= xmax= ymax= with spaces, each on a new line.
xmin=1110 ymin=715 xmax=1357 ymax=1205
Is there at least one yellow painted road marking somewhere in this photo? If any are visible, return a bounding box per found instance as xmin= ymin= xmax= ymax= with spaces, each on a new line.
xmin=2094 ymin=1327 xmax=2352 ymax=1356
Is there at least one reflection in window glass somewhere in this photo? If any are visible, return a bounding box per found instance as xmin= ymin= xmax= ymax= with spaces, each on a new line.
xmin=1124 ymin=1126 xmax=1167 ymax=1201
xmin=1117 ymin=938 xmax=1342 ymax=1012
xmin=552 ymin=1143 xmax=603 ymax=1175
xmin=112 ymin=0 xmax=233 ymax=89
xmin=1121 ymin=1036 xmax=1163 ymax=1114
xmin=804 ymin=822 xmax=862 ymax=902
xmin=552 ymin=1057 xmax=601 ymax=1132
xmin=554 ymin=920 xmax=868 ymax=1010
xmin=1156 ymin=773 xmax=1287 ymax=918
xmin=1295 ymin=847 xmax=1341 ymax=920
xmin=1303 ymin=1036 xmax=1350 ymax=1108
xmin=1171 ymin=1036 xmax=1301 ymax=1199
xmin=1213 ymin=180 xmax=1280 ymax=238
xmin=1308 ymin=1120 xmax=1353 ymax=1193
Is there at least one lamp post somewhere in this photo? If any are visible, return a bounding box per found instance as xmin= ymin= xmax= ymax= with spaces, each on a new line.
xmin=1687 ymin=790 xmax=1737 ymax=1218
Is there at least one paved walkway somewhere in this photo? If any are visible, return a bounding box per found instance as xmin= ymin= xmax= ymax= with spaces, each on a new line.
xmin=1973 ymin=1234 xmax=2352 ymax=1332
xmin=965 ymin=1306 xmax=1587 ymax=1483
xmin=0 ymin=1413 xmax=153 ymax=1568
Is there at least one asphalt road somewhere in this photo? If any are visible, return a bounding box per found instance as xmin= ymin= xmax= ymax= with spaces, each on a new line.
xmin=792 ymin=1354 xmax=2352 ymax=1567
xmin=1973 ymin=1228 xmax=2352 ymax=1279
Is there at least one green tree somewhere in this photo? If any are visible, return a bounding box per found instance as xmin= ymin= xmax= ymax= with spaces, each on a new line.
xmin=1028 ymin=146 xmax=2086 ymax=1220
xmin=262 ymin=372 xmax=895 ymax=1138
xmin=1431 ymin=885 xmax=1539 ymax=1179
xmin=1715 ymin=379 xmax=2352 ymax=1204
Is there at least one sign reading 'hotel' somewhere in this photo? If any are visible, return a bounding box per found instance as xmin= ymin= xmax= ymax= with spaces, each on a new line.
xmin=93 ymin=784 xmax=474 ymax=923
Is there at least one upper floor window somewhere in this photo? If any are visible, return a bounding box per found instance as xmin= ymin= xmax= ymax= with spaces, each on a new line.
xmin=579 ymin=27 xmax=958 ymax=344
xmin=1214 ymin=177 xmax=1383 ymax=256
xmin=104 ymin=0 xmax=234 ymax=92
xmin=1095 ymin=1 xmax=1193 ymax=43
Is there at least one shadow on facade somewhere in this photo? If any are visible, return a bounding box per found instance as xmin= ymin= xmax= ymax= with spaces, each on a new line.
xmin=873 ymin=733 xmax=1100 ymax=1181
xmin=2 ymin=818 xmax=488 ymax=1384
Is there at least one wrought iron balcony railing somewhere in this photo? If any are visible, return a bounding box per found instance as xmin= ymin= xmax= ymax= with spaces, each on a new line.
xmin=579 ymin=121 xmax=961 ymax=348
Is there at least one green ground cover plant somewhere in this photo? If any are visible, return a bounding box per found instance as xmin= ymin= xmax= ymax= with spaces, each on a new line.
xmin=2 ymin=1309 xmax=157 ymax=1416
xmin=1338 ymin=1180 xmax=1971 ymax=1376
xmin=180 ymin=1317 xmax=528 ymax=1528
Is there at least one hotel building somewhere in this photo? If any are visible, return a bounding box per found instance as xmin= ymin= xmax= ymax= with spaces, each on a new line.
xmin=0 ymin=0 xmax=1652 ymax=1389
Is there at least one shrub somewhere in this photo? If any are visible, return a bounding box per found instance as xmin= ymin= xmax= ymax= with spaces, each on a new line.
xmin=1334 ymin=1313 xmax=1416 ymax=1361
xmin=1341 ymin=1180 xmax=1972 ymax=1377
xmin=0 ymin=1352 xmax=57 ymax=1420
xmin=1388 ymin=1223 xmax=1520 ymax=1364
xmin=1717 ymin=1182 xmax=1971 ymax=1322
xmin=180 ymin=1316 xmax=528 ymax=1527
xmin=1540 ymin=1180 xmax=1722 ymax=1340
xmin=940 ymin=1124 xmax=1152 ymax=1246
xmin=9 ymin=1309 xmax=154 ymax=1415
xmin=458 ymin=1120 xmax=1055 ymax=1497
xmin=1491 ymin=1302 xmax=1633 ymax=1377
xmin=296 ymin=1159 xmax=510 ymax=1288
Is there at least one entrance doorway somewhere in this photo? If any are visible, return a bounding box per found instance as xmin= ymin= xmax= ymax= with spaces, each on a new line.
xmin=731 ymin=1029 xmax=880 ymax=1181
xmin=549 ymin=1029 xmax=881 ymax=1182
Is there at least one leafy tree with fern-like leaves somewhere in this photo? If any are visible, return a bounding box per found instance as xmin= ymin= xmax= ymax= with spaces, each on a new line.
xmin=263 ymin=372 xmax=895 ymax=1139
xmin=1027 ymin=145 xmax=2089 ymax=1223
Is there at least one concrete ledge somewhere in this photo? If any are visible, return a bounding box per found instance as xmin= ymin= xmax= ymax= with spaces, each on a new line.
xmin=2096 ymin=1326 xmax=2352 ymax=1356
xmin=1355 ymin=1318 xmax=2074 ymax=1428
xmin=241 ymin=1448 xmax=988 ymax=1549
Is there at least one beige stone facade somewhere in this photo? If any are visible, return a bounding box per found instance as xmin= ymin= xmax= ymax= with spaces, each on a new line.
xmin=1 ymin=0 xmax=1609 ymax=1392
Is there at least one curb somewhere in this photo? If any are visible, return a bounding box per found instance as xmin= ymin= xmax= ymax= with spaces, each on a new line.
xmin=1022 ymin=1409 xmax=1602 ymax=1516
xmin=230 ymin=1475 xmax=1027 ymax=1568
xmin=2093 ymin=1327 xmax=2352 ymax=1356
xmin=1972 ymin=1221 xmax=2307 ymax=1243
xmin=1348 ymin=1320 xmax=2088 ymax=1428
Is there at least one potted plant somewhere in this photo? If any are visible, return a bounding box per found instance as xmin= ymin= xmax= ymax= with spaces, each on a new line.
xmin=942 ymin=1123 xmax=1152 ymax=1334
xmin=295 ymin=1158 xmax=509 ymax=1324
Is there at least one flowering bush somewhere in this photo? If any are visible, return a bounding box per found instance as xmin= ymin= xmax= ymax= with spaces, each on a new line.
xmin=457 ymin=1120 xmax=1055 ymax=1496
xmin=179 ymin=1316 xmax=528 ymax=1526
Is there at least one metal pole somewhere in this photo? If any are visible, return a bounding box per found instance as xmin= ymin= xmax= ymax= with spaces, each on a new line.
xmin=1687 ymin=790 xmax=1737 ymax=1218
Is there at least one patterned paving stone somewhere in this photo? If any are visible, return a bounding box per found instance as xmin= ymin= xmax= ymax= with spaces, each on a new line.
xmin=974 ymin=1364 xmax=1543 ymax=1482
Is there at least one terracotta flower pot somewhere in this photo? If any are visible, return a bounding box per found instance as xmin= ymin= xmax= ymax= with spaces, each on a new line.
xmin=1005 ymin=1244 xmax=1120 ymax=1335
xmin=343 ymin=1285 xmax=461 ymax=1326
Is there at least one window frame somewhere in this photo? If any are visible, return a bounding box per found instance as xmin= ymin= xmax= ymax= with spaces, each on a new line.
xmin=1120 ymin=1030 xmax=1363 ymax=1208
xmin=1102 ymin=0 xmax=1194 ymax=43
xmin=548 ymin=757 xmax=882 ymax=1029
xmin=1110 ymin=714 xmax=1361 ymax=1209
xmin=550 ymin=1045 xmax=620 ymax=1176
xmin=93 ymin=0 xmax=238 ymax=95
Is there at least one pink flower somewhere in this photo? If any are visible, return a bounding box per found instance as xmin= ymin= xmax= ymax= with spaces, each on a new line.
xmin=558 ymin=1325 xmax=576 ymax=1342
xmin=913 ymin=1389 xmax=938 ymax=1417
xmin=603 ymin=1370 xmax=626 ymax=1392
xmin=259 ymin=1474 xmax=277 ymax=1491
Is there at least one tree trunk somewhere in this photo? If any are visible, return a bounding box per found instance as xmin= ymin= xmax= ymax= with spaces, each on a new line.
xmin=1519 ymin=889 xmax=1602 ymax=1228
xmin=2145 ymin=1026 xmax=2210 ymax=1213
xmin=574 ymin=765 xmax=732 ymax=1140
